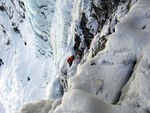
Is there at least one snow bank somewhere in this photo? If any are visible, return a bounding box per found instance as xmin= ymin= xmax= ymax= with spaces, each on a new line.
xmin=16 ymin=100 xmax=53 ymax=113
xmin=17 ymin=89 xmax=144 ymax=113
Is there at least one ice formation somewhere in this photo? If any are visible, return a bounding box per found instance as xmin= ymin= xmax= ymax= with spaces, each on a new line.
xmin=1 ymin=0 xmax=150 ymax=113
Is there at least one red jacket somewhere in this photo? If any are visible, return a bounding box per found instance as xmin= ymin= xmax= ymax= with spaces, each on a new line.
xmin=67 ymin=55 xmax=75 ymax=65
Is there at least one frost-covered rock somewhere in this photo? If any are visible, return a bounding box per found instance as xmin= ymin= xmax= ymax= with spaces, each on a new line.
xmin=46 ymin=76 xmax=63 ymax=100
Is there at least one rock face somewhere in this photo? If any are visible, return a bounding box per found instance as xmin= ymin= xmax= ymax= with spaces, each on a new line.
xmin=1 ymin=0 xmax=150 ymax=113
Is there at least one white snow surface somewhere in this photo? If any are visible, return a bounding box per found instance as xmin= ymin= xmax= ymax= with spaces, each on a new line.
xmin=0 ymin=7 xmax=53 ymax=113
xmin=0 ymin=0 xmax=55 ymax=112
xmin=1 ymin=0 xmax=150 ymax=113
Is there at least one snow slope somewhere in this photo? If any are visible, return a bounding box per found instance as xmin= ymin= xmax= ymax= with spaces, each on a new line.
xmin=0 ymin=0 xmax=76 ymax=112
xmin=0 ymin=0 xmax=55 ymax=112
xmin=17 ymin=0 xmax=150 ymax=113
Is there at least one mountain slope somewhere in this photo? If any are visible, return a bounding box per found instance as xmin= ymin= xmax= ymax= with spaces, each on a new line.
xmin=17 ymin=0 xmax=150 ymax=113
xmin=1 ymin=0 xmax=150 ymax=113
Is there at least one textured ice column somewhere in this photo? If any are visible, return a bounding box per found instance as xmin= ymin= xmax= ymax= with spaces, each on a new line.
xmin=50 ymin=0 xmax=74 ymax=64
